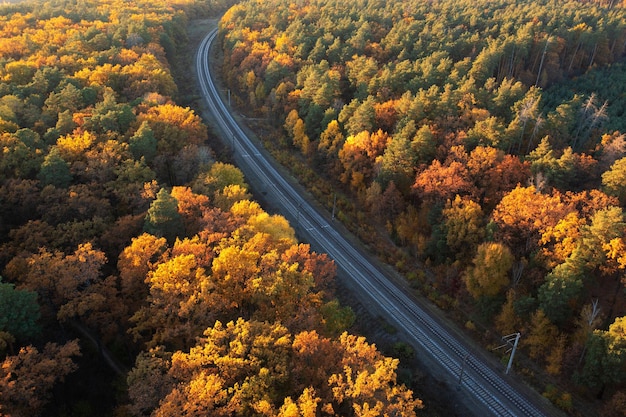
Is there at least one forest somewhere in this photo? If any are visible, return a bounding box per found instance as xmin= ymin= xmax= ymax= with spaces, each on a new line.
xmin=0 ymin=0 xmax=425 ymax=416
xmin=2 ymin=0 xmax=626 ymax=415
xmin=215 ymin=0 xmax=626 ymax=414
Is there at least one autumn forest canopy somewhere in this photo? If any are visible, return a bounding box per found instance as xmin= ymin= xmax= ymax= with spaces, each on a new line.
xmin=0 ymin=0 xmax=423 ymax=415
xmin=217 ymin=0 xmax=626 ymax=414
xmin=0 ymin=0 xmax=626 ymax=415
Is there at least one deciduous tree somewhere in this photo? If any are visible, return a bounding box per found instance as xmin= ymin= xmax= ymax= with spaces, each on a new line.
xmin=6 ymin=243 xmax=107 ymax=320
xmin=137 ymin=104 xmax=207 ymax=155
xmin=492 ymin=185 xmax=572 ymax=257
xmin=118 ymin=233 xmax=167 ymax=307
xmin=442 ymin=195 xmax=485 ymax=262
xmin=131 ymin=253 xmax=214 ymax=350
xmin=464 ymin=242 xmax=513 ymax=300
xmin=524 ymin=309 xmax=559 ymax=362
xmin=0 ymin=340 xmax=80 ymax=416
xmin=602 ymin=156 xmax=626 ymax=205
xmin=413 ymin=160 xmax=474 ymax=203
xmin=192 ymin=162 xmax=247 ymax=199
xmin=126 ymin=347 xmax=175 ymax=417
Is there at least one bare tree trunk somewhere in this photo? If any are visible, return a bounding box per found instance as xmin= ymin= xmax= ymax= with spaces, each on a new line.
xmin=535 ymin=37 xmax=550 ymax=87
xmin=508 ymin=44 xmax=516 ymax=78
xmin=568 ymin=41 xmax=581 ymax=74
xmin=588 ymin=43 xmax=598 ymax=69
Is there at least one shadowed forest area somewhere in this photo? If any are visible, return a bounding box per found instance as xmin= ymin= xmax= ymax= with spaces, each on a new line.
xmin=0 ymin=0 xmax=626 ymax=416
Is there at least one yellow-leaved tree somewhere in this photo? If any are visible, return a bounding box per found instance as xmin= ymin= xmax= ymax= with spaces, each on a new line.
xmin=464 ymin=242 xmax=514 ymax=300
xmin=127 ymin=319 xmax=423 ymax=417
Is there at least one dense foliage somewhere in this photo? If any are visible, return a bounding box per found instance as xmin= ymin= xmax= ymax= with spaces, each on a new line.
xmin=0 ymin=0 xmax=423 ymax=415
xmin=218 ymin=0 xmax=626 ymax=412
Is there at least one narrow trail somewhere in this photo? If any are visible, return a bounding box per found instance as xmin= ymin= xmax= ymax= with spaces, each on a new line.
xmin=69 ymin=320 xmax=128 ymax=377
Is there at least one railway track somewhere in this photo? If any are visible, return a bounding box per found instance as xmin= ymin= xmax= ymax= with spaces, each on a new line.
xmin=197 ymin=27 xmax=555 ymax=417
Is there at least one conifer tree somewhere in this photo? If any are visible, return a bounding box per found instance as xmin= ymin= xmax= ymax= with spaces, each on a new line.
xmin=144 ymin=188 xmax=184 ymax=242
